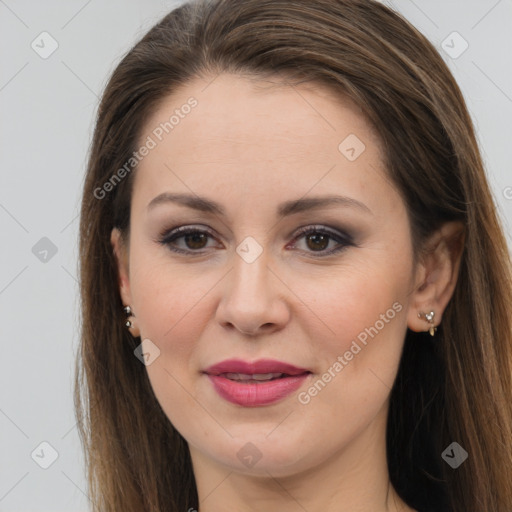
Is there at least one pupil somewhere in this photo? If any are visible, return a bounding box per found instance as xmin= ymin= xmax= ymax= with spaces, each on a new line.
xmin=307 ymin=233 xmax=328 ymax=251
xmin=185 ymin=233 xmax=207 ymax=249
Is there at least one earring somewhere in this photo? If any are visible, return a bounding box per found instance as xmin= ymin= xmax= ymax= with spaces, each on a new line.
xmin=124 ymin=305 xmax=135 ymax=329
xmin=418 ymin=310 xmax=437 ymax=336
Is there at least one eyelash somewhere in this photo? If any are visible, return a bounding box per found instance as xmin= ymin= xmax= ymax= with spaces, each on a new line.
xmin=157 ymin=224 xmax=354 ymax=257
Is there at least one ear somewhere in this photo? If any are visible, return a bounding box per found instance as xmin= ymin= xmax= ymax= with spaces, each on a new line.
xmin=407 ymin=221 xmax=465 ymax=334
xmin=111 ymin=228 xmax=131 ymax=305
xmin=111 ymin=228 xmax=140 ymax=337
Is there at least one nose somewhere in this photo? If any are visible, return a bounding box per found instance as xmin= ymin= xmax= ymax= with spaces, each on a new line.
xmin=215 ymin=249 xmax=291 ymax=336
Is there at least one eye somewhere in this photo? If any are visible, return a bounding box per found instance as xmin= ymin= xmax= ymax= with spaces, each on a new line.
xmin=158 ymin=224 xmax=354 ymax=257
xmin=158 ymin=225 xmax=220 ymax=254
xmin=288 ymin=225 xmax=353 ymax=256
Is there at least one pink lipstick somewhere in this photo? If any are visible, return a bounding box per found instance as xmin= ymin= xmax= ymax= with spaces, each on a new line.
xmin=203 ymin=358 xmax=311 ymax=407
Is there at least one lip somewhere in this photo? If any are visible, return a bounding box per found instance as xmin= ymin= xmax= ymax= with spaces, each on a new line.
xmin=204 ymin=358 xmax=310 ymax=376
xmin=203 ymin=358 xmax=311 ymax=407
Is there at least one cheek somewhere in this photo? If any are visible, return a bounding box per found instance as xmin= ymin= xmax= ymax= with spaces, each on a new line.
xmin=294 ymin=249 xmax=411 ymax=409
xmin=129 ymin=264 xmax=214 ymax=432
xmin=290 ymin=289 xmax=408 ymax=466
xmin=300 ymin=258 xmax=409 ymax=354
xmin=127 ymin=256 xmax=218 ymax=424
xmin=129 ymin=250 xmax=215 ymax=344
xmin=337 ymin=278 xmax=405 ymax=353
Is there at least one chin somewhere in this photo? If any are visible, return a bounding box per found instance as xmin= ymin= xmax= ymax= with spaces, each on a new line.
xmin=201 ymin=431 xmax=324 ymax=478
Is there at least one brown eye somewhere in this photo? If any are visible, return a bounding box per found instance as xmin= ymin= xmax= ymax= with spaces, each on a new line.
xmin=305 ymin=232 xmax=330 ymax=251
xmin=291 ymin=225 xmax=353 ymax=257
xmin=184 ymin=232 xmax=209 ymax=250
xmin=159 ymin=226 xmax=218 ymax=254
xmin=159 ymin=224 xmax=353 ymax=257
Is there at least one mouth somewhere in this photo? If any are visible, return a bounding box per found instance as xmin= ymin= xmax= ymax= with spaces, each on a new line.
xmin=220 ymin=372 xmax=296 ymax=383
xmin=204 ymin=358 xmax=310 ymax=377
xmin=203 ymin=359 xmax=312 ymax=406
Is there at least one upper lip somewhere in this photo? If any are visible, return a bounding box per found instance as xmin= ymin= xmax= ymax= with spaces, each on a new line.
xmin=203 ymin=358 xmax=311 ymax=376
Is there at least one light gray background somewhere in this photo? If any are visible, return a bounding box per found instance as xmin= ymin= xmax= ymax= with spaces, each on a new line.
xmin=1 ymin=1 xmax=511 ymax=511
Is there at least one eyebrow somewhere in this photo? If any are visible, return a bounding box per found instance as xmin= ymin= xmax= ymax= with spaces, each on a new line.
xmin=147 ymin=192 xmax=372 ymax=217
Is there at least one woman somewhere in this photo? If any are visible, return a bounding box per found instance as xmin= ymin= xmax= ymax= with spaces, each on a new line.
xmin=75 ymin=1 xmax=512 ymax=511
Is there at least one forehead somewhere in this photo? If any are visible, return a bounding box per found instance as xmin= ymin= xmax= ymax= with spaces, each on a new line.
xmin=149 ymin=74 xmax=379 ymax=153
xmin=131 ymin=73 xmax=399 ymax=220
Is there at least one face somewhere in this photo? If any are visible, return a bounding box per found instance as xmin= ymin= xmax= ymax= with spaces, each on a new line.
xmin=112 ymin=73 xmax=422 ymax=478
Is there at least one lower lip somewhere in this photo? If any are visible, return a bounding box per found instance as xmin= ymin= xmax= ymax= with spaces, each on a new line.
xmin=206 ymin=373 xmax=310 ymax=407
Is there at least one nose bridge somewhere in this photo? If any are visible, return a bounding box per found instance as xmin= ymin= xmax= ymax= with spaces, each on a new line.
xmin=216 ymin=242 xmax=289 ymax=334
xmin=230 ymin=245 xmax=273 ymax=306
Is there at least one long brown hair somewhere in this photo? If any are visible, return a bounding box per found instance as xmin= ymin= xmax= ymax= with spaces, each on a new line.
xmin=76 ymin=1 xmax=512 ymax=511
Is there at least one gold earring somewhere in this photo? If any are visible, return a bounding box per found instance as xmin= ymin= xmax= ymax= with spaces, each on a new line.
xmin=418 ymin=310 xmax=437 ymax=336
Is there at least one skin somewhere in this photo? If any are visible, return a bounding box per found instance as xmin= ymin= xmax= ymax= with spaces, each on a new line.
xmin=111 ymin=73 xmax=464 ymax=512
